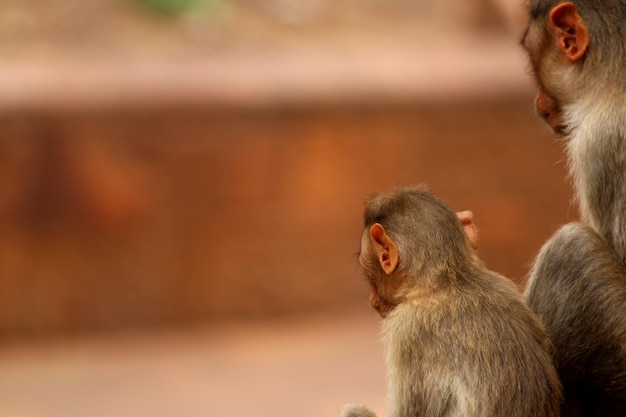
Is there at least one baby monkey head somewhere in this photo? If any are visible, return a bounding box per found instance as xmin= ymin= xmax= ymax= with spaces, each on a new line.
xmin=359 ymin=186 xmax=476 ymax=317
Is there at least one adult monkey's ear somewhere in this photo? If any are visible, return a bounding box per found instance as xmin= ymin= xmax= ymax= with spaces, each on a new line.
xmin=369 ymin=223 xmax=399 ymax=275
xmin=549 ymin=2 xmax=589 ymax=62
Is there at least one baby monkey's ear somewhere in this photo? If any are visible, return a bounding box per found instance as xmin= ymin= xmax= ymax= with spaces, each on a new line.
xmin=369 ymin=223 xmax=399 ymax=275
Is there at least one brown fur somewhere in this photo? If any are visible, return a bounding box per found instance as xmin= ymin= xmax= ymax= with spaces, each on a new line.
xmin=340 ymin=186 xmax=561 ymax=417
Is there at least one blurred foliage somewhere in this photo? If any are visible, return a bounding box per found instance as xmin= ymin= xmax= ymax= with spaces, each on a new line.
xmin=133 ymin=0 xmax=218 ymax=15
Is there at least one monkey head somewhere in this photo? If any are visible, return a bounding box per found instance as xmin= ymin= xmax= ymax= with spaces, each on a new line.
xmin=521 ymin=1 xmax=590 ymax=135
xmin=358 ymin=187 xmax=477 ymax=318
xmin=358 ymin=222 xmax=402 ymax=318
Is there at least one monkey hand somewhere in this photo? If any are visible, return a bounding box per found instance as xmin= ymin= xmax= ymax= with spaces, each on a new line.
xmin=457 ymin=210 xmax=479 ymax=250
xmin=338 ymin=403 xmax=377 ymax=417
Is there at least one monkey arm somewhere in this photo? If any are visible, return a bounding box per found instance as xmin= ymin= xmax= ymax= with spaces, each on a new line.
xmin=526 ymin=222 xmax=626 ymax=416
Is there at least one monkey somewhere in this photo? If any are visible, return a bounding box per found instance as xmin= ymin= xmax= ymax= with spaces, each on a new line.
xmin=339 ymin=186 xmax=561 ymax=417
xmin=520 ymin=2 xmax=626 ymax=416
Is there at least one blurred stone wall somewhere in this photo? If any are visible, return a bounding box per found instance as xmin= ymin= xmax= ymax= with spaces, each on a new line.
xmin=0 ymin=0 xmax=575 ymax=338
xmin=0 ymin=95 xmax=572 ymax=337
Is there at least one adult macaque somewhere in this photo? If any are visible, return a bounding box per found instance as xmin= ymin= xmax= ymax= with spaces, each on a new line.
xmin=340 ymin=186 xmax=561 ymax=417
xmin=521 ymin=1 xmax=626 ymax=416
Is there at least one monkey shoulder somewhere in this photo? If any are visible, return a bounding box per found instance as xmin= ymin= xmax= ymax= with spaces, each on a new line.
xmin=526 ymin=222 xmax=626 ymax=338
xmin=527 ymin=222 xmax=623 ymax=289
xmin=386 ymin=276 xmax=546 ymax=356
xmin=526 ymin=221 xmax=626 ymax=398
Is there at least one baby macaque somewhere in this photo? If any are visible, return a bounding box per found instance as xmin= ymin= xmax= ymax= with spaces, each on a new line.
xmin=341 ymin=186 xmax=561 ymax=417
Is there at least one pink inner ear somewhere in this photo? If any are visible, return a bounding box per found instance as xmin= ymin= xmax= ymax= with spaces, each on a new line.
xmin=549 ymin=3 xmax=588 ymax=62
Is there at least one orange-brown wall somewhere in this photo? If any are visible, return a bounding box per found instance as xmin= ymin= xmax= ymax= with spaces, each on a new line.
xmin=0 ymin=95 xmax=573 ymax=337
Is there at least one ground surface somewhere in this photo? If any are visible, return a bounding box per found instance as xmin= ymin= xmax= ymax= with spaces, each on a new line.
xmin=0 ymin=310 xmax=386 ymax=417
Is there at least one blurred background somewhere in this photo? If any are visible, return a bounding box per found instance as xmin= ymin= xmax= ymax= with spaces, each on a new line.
xmin=0 ymin=0 xmax=574 ymax=416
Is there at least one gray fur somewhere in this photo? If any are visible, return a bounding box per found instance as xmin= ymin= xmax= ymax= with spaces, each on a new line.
xmin=524 ymin=1 xmax=626 ymax=416
xmin=344 ymin=187 xmax=561 ymax=417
